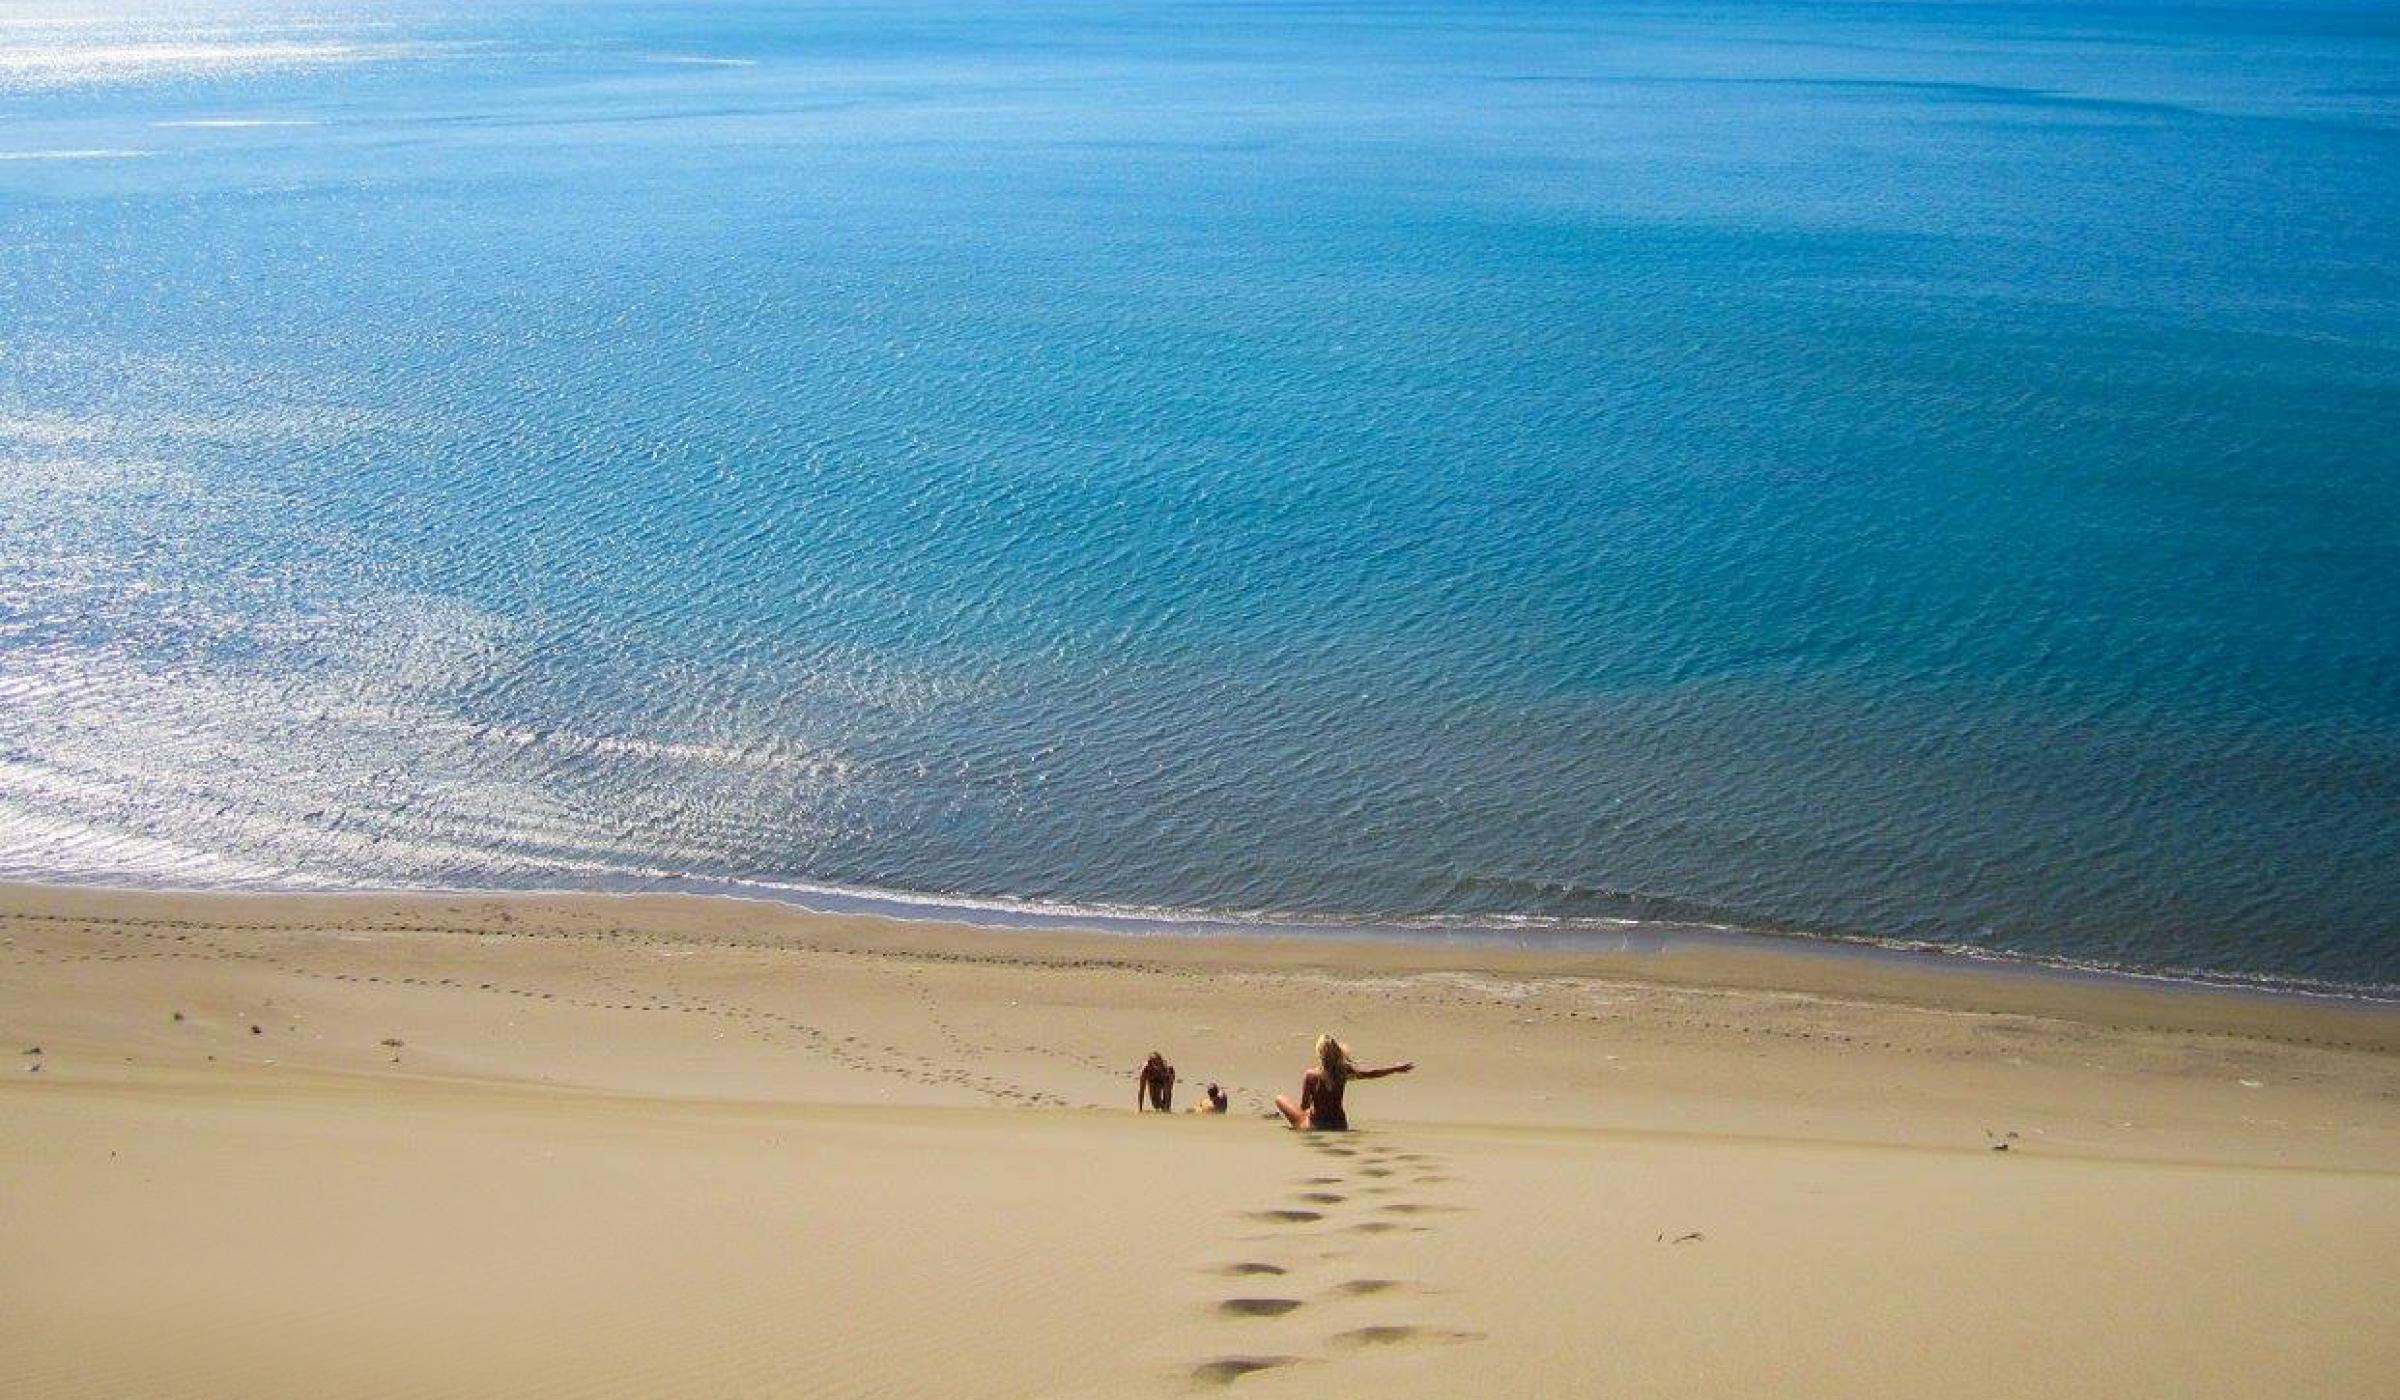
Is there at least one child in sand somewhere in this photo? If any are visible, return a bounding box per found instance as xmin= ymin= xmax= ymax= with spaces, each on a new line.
xmin=1274 ymin=1034 xmax=1411 ymax=1131
xmin=1189 ymin=1082 xmax=1228 ymax=1114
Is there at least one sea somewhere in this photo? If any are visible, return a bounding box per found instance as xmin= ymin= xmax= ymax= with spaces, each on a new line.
xmin=2 ymin=0 xmax=2395 ymax=995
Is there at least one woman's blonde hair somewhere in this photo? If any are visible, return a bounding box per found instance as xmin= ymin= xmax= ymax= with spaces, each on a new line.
xmin=1315 ymin=1034 xmax=1355 ymax=1081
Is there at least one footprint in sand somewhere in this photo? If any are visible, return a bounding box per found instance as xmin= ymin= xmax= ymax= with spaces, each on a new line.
xmin=1330 ymin=1324 xmax=1482 ymax=1350
xmin=1181 ymin=1140 xmax=1475 ymax=1386
xmin=1250 ymin=1209 xmax=1323 ymax=1225
xmin=1191 ymin=1356 xmax=1298 ymax=1388
xmin=1329 ymin=1278 xmax=1404 ymax=1297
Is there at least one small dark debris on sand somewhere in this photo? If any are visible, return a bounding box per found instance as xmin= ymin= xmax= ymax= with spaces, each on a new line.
xmin=21 ymin=1046 xmax=39 ymax=1056
xmin=172 ymin=1011 xmax=184 ymax=1022
xmin=1658 ymin=1231 xmax=1704 ymax=1244
xmin=381 ymin=1038 xmax=405 ymax=1048
xmin=250 ymin=1025 xmax=263 ymax=1036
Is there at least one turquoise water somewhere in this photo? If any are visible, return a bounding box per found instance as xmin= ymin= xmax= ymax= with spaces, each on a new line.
xmin=3 ymin=0 xmax=2396 ymax=990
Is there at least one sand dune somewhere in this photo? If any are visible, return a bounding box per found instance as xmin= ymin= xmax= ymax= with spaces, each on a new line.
xmin=3 ymin=883 xmax=2395 ymax=1398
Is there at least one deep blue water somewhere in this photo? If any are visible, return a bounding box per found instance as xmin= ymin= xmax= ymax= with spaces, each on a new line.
xmin=2 ymin=0 xmax=2396 ymax=990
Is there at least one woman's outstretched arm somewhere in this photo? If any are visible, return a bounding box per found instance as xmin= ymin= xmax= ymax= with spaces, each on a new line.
xmin=1353 ymin=1062 xmax=1414 ymax=1080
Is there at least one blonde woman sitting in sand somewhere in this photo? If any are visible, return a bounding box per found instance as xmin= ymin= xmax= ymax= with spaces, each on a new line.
xmin=1189 ymin=1082 xmax=1228 ymax=1114
xmin=1275 ymin=1035 xmax=1411 ymax=1132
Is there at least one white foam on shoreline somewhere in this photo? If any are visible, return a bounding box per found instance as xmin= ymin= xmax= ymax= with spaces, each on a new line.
xmin=8 ymin=835 xmax=2389 ymax=1006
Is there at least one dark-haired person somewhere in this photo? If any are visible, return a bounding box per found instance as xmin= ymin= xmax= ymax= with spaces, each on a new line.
xmin=1136 ymin=1050 xmax=1176 ymax=1112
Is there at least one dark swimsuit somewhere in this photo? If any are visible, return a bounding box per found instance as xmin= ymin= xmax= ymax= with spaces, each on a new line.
xmin=1306 ymin=1071 xmax=1350 ymax=1131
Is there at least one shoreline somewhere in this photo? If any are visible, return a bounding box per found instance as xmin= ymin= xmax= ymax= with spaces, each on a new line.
xmin=11 ymin=868 xmax=2398 ymax=1012
xmin=6 ymin=878 xmax=2395 ymax=1049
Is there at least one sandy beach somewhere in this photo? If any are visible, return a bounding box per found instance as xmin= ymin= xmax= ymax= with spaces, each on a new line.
xmin=3 ymin=881 xmax=2395 ymax=1399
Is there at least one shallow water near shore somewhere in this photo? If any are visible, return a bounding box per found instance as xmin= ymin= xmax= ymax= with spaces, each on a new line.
xmin=2 ymin=0 xmax=2396 ymax=989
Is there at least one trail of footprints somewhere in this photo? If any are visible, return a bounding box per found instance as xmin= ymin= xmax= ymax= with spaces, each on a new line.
xmin=1 ymin=914 xmax=1070 ymax=1108
xmin=1189 ymin=1136 xmax=1479 ymax=1388
xmin=7 ymin=913 xmax=2386 ymax=1065
xmin=902 ymin=971 xmax=1120 ymax=1086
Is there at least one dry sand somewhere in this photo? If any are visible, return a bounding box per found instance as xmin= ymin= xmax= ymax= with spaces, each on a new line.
xmin=3 ymin=882 xmax=2395 ymax=1398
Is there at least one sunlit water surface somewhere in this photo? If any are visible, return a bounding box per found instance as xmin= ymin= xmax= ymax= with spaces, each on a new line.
xmin=3 ymin=0 xmax=2396 ymax=991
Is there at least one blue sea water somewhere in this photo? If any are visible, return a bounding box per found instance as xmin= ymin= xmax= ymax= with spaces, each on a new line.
xmin=2 ymin=0 xmax=2395 ymax=991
